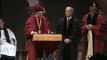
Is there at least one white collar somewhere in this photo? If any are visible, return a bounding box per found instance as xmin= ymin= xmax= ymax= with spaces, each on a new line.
xmin=67 ymin=16 xmax=72 ymax=20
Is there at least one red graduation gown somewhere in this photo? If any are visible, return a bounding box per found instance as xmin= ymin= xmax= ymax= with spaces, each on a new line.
xmin=81 ymin=14 xmax=106 ymax=60
xmin=24 ymin=15 xmax=55 ymax=60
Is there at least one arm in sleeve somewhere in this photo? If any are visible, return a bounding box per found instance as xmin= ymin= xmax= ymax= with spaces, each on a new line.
xmin=7 ymin=29 xmax=17 ymax=46
xmin=92 ymin=15 xmax=106 ymax=38
xmin=69 ymin=19 xmax=82 ymax=45
xmin=24 ymin=18 xmax=36 ymax=39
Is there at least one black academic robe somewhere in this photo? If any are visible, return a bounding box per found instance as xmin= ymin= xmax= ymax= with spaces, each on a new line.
xmin=56 ymin=17 xmax=81 ymax=60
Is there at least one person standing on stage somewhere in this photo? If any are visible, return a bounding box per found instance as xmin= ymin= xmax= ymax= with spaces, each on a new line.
xmin=81 ymin=3 xmax=106 ymax=60
xmin=24 ymin=5 xmax=53 ymax=60
xmin=56 ymin=6 xmax=81 ymax=60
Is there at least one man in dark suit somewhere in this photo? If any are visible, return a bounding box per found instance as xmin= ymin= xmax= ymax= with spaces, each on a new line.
xmin=56 ymin=6 xmax=81 ymax=60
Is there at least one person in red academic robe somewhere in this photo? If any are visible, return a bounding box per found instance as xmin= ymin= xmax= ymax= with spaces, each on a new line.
xmin=81 ymin=3 xmax=106 ymax=60
xmin=24 ymin=5 xmax=54 ymax=60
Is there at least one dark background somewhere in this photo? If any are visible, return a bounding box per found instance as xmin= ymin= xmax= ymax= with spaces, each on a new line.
xmin=0 ymin=0 xmax=107 ymax=55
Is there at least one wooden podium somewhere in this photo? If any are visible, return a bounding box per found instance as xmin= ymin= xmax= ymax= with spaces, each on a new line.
xmin=33 ymin=34 xmax=62 ymax=41
xmin=33 ymin=34 xmax=62 ymax=56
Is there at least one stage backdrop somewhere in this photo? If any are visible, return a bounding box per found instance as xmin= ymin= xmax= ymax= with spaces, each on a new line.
xmin=1 ymin=0 xmax=107 ymax=55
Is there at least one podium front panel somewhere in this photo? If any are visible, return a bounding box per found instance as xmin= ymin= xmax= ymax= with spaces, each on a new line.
xmin=33 ymin=34 xmax=62 ymax=41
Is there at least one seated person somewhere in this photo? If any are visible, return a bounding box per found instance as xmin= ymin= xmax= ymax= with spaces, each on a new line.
xmin=0 ymin=18 xmax=17 ymax=60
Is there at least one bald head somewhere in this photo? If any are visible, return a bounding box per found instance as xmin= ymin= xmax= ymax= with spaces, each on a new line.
xmin=65 ymin=6 xmax=74 ymax=17
xmin=66 ymin=7 xmax=74 ymax=12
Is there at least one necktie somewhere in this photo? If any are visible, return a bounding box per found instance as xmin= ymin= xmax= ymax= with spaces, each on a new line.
xmin=67 ymin=18 xmax=70 ymax=28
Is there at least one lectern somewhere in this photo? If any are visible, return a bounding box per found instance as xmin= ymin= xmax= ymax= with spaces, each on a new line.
xmin=32 ymin=34 xmax=62 ymax=57
xmin=33 ymin=34 xmax=62 ymax=41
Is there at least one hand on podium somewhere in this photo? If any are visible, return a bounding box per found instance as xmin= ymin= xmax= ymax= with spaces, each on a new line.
xmin=31 ymin=31 xmax=38 ymax=35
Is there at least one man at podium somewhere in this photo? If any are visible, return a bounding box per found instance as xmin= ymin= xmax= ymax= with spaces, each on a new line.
xmin=24 ymin=5 xmax=53 ymax=60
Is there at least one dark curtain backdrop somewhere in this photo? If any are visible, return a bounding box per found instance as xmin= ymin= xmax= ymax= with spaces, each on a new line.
xmin=1 ymin=0 xmax=107 ymax=55
xmin=1 ymin=0 xmax=29 ymax=51
xmin=97 ymin=0 xmax=107 ymax=14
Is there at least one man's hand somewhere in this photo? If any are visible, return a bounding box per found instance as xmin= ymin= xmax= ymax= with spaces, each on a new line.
xmin=86 ymin=24 xmax=93 ymax=30
xmin=10 ymin=39 xmax=15 ymax=45
xmin=31 ymin=31 xmax=38 ymax=35
xmin=34 ymin=32 xmax=38 ymax=34
xmin=64 ymin=39 xmax=72 ymax=44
